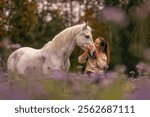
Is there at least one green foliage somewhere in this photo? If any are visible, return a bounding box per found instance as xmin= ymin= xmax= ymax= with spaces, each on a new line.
xmin=10 ymin=0 xmax=38 ymax=44
xmin=0 ymin=0 xmax=8 ymax=39
xmin=33 ymin=10 xmax=65 ymax=48
xmin=80 ymin=8 xmax=106 ymax=39
xmin=104 ymin=0 xmax=120 ymax=6
xmin=0 ymin=0 xmax=149 ymax=73
xmin=103 ymin=0 xmax=149 ymax=72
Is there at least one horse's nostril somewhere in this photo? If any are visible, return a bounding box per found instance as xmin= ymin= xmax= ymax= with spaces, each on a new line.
xmin=88 ymin=50 xmax=96 ymax=59
xmin=85 ymin=35 xmax=90 ymax=39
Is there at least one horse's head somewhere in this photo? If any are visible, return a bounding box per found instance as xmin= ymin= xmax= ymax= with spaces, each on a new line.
xmin=75 ymin=22 xmax=95 ymax=50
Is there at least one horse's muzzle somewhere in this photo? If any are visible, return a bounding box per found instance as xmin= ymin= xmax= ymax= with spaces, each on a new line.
xmin=88 ymin=49 xmax=96 ymax=59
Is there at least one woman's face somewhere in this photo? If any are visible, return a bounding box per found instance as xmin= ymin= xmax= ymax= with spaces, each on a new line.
xmin=94 ymin=38 xmax=101 ymax=48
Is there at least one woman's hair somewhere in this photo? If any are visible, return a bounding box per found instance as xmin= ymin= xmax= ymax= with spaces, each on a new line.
xmin=99 ymin=37 xmax=110 ymax=64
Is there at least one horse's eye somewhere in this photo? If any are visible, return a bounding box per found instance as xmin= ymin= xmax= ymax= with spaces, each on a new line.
xmin=85 ymin=35 xmax=90 ymax=39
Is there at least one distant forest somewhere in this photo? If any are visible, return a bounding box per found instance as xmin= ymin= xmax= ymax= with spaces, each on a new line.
xmin=0 ymin=0 xmax=150 ymax=73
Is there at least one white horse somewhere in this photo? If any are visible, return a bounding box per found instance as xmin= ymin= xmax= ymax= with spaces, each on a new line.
xmin=7 ymin=23 xmax=94 ymax=79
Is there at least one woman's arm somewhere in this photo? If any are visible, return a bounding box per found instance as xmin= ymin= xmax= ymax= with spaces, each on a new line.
xmin=78 ymin=50 xmax=88 ymax=64
xmin=78 ymin=45 xmax=93 ymax=64
xmin=96 ymin=54 xmax=108 ymax=69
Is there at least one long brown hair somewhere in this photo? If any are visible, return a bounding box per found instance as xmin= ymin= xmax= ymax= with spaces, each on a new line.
xmin=99 ymin=37 xmax=110 ymax=64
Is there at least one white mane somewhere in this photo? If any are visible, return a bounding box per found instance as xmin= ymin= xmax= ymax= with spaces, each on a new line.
xmin=44 ymin=24 xmax=84 ymax=50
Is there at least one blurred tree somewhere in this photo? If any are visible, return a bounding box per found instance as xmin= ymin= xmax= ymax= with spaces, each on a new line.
xmin=0 ymin=0 xmax=8 ymax=40
xmin=104 ymin=0 xmax=120 ymax=6
xmin=0 ymin=0 xmax=149 ymax=73
xmin=33 ymin=9 xmax=64 ymax=48
xmin=80 ymin=8 xmax=106 ymax=39
xmin=103 ymin=0 xmax=147 ymax=73
xmin=10 ymin=0 xmax=38 ymax=45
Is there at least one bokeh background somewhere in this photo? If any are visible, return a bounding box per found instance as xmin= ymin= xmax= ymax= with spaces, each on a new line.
xmin=0 ymin=0 xmax=150 ymax=99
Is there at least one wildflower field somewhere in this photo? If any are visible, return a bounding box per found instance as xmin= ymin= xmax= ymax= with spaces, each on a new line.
xmin=0 ymin=62 xmax=149 ymax=100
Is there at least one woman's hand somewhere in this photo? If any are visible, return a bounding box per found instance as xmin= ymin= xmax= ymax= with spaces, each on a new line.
xmin=85 ymin=45 xmax=94 ymax=52
xmin=85 ymin=45 xmax=96 ymax=59
xmin=80 ymin=45 xmax=93 ymax=58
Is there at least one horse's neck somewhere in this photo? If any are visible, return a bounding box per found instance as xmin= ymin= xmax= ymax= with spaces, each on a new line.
xmin=61 ymin=38 xmax=76 ymax=61
xmin=44 ymin=29 xmax=76 ymax=61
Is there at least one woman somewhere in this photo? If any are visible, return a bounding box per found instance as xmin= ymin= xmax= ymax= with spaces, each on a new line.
xmin=78 ymin=37 xmax=110 ymax=77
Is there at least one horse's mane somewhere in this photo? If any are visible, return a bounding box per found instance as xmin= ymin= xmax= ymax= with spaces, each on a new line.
xmin=44 ymin=24 xmax=84 ymax=51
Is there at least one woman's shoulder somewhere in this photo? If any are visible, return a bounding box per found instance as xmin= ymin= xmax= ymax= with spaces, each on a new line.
xmin=99 ymin=52 xmax=107 ymax=60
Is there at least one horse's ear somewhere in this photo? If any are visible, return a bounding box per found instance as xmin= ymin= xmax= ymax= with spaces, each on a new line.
xmin=82 ymin=21 xmax=88 ymax=30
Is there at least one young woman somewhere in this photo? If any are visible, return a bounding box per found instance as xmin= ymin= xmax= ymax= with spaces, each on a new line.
xmin=78 ymin=37 xmax=110 ymax=77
